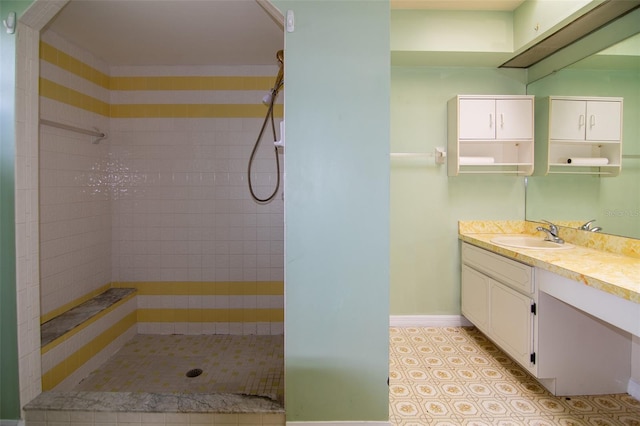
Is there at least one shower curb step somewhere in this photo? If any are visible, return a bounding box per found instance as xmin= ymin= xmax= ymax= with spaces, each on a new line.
xmin=24 ymin=391 xmax=284 ymax=414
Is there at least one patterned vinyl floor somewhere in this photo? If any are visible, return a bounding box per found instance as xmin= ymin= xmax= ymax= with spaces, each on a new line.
xmin=74 ymin=334 xmax=284 ymax=403
xmin=389 ymin=326 xmax=640 ymax=426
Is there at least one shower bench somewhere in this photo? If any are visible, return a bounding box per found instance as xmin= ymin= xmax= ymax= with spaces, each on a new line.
xmin=40 ymin=287 xmax=137 ymax=347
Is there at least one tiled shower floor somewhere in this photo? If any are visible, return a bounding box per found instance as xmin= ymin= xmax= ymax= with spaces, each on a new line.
xmin=389 ymin=326 xmax=640 ymax=425
xmin=73 ymin=334 xmax=284 ymax=404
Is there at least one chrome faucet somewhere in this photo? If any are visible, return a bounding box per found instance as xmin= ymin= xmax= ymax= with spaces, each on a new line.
xmin=579 ymin=219 xmax=596 ymax=231
xmin=579 ymin=219 xmax=602 ymax=232
xmin=536 ymin=220 xmax=565 ymax=244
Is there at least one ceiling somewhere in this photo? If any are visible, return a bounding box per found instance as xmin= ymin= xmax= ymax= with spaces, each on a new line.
xmin=44 ymin=0 xmax=285 ymax=66
xmin=44 ymin=0 xmax=525 ymax=67
xmin=391 ymin=0 xmax=524 ymax=11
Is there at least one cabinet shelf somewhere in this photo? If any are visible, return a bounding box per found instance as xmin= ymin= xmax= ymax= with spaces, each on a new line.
xmin=458 ymin=164 xmax=533 ymax=176
xmin=549 ymin=163 xmax=620 ymax=167
xmin=546 ymin=164 xmax=621 ymax=176
xmin=550 ymin=140 xmax=620 ymax=145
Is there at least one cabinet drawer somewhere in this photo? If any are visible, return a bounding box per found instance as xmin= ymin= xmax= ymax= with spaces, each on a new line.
xmin=462 ymin=243 xmax=534 ymax=294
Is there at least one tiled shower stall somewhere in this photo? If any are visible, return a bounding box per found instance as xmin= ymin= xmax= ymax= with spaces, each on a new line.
xmin=16 ymin=6 xmax=284 ymax=412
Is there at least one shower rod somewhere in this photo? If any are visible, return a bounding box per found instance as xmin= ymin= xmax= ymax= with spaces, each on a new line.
xmin=40 ymin=119 xmax=107 ymax=144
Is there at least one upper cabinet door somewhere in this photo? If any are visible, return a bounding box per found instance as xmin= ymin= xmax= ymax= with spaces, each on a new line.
xmin=549 ymin=99 xmax=586 ymax=140
xmin=586 ymin=101 xmax=621 ymax=141
xmin=458 ymin=99 xmax=496 ymax=139
xmin=550 ymin=98 xmax=622 ymax=141
xmin=496 ymin=99 xmax=533 ymax=140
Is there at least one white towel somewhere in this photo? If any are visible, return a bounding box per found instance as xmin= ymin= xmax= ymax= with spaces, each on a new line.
xmin=459 ymin=156 xmax=495 ymax=165
xmin=567 ymin=157 xmax=609 ymax=166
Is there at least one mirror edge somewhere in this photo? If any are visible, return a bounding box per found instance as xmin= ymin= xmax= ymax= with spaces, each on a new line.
xmin=527 ymin=7 xmax=640 ymax=83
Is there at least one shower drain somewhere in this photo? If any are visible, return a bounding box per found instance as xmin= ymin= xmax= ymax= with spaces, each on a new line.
xmin=185 ymin=368 xmax=203 ymax=378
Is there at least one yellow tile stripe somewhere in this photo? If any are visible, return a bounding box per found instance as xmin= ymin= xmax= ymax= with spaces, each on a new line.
xmin=138 ymin=308 xmax=284 ymax=323
xmin=40 ymin=41 xmax=110 ymax=89
xmin=40 ymin=76 xmax=283 ymax=119
xmin=110 ymin=76 xmax=274 ymax=91
xmin=41 ymin=311 xmax=137 ymax=391
xmin=112 ymin=281 xmax=284 ymax=296
xmin=41 ymin=41 xmax=276 ymax=92
xmin=40 ymin=78 xmax=284 ymax=118
xmin=40 ymin=78 xmax=110 ymax=116
xmin=40 ymin=42 xmax=283 ymax=118
xmin=41 ymin=292 xmax=137 ymax=355
xmin=110 ymin=103 xmax=283 ymax=118
xmin=41 ymin=283 xmax=111 ymax=324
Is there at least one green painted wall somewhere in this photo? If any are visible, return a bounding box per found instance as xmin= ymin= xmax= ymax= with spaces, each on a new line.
xmin=390 ymin=9 xmax=514 ymax=68
xmin=526 ymin=67 xmax=640 ymax=239
xmin=390 ymin=67 xmax=528 ymax=315
xmin=391 ymin=10 xmax=513 ymax=53
xmin=273 ymin=0 xmax=390 ymax=422
xmin=0 ymin=0 xmax=35 ymax=419
xmin=513 ymin=0 xmax=596 ymax=51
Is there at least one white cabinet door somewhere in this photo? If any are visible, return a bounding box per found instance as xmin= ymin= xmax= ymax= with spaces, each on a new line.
xmin=549 ymin=99 xmax=586 ymax=140
xmin=550 ymin=99 xmax=622 ymax=141
xmin=496 ymin=99 xmax=533 ymax=140
xmin=489 ymin=281 xmax=534 ymax=371
xmin=461 ymin=265 xmax=490 ymax=332
xmin=586 ymin=101 xmax=621 ymax=141
xmin=458 ymin=99 xmax=496 ymax=140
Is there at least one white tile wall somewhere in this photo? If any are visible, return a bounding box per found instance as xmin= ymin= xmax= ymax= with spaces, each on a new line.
xmin=109 ymin=73 xmax=284 ymax=283
xmin=15 ymin=20 xmax=44 ymax=411
xmin=39 ymin=31 xmax=112 ymax=317
xmin=38 ymin=32 xmax=285 ymax=311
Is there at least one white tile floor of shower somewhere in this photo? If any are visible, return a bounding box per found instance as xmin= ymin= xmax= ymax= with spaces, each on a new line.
xmin=73 ymin=334 xmax=284 ymax=402
xmin=24 ymin=334 xmax=285 ymax=426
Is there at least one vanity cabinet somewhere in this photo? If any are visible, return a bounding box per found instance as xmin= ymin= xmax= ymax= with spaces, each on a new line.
xmin=448 ymin=95 xmax=534 ymax=176
xmin=461 ymin=242 xmax=632 ymax=396
xmin=461 ymin=243 xmax=536 ymax=374
xmin=535 ymin=96 xmax=623 ymax=176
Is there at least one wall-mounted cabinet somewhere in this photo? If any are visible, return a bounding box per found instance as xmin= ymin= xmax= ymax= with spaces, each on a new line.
xmin=535 ymin=96 xmax=623 ymax=176
xmin=448 ymin=95 xmax=535 ymax=176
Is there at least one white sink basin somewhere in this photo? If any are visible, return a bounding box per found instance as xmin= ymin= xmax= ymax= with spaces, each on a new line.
xmin=490 ymin=236 xmax=573 ymax=250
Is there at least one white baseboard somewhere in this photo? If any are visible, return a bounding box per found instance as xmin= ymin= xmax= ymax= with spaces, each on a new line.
xmin=389 ymin=314 xmax=472 ymax=327
xmin=287 ymin=422 xmax=390 ymax=426
xmin=628 ymin=378 xmax=640 ymax=401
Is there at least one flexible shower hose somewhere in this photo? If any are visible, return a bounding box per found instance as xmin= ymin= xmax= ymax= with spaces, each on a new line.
xmin=247 ymin=85 xmax=281 ymax=203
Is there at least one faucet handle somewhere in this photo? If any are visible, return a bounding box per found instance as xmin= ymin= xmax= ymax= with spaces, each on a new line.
xmin=541 ymin=219 xmax=558 ymax=234
xmin=579 ymin=219 xmax=596 ymax=230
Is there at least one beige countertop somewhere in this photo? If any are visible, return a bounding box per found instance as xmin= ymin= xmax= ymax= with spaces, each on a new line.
xmin=458 ymin=221 xmax=640 ymax=304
